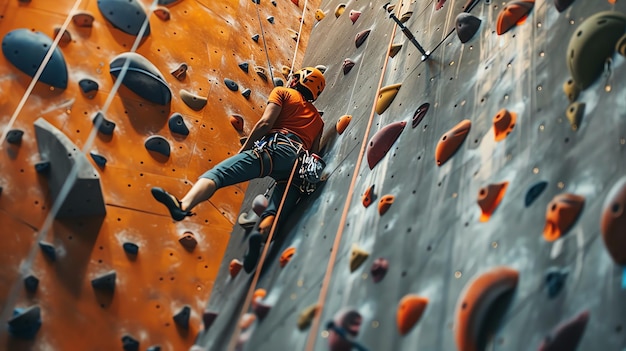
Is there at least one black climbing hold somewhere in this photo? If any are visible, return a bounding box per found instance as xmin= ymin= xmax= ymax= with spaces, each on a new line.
xmin=38 ymin=241 xmax=56 ymax=261
xmin=109 ymin=52 xmax=172 ymax=105
xmin=158 ymin=0 xmax=182 ymax=5
xmin=252 ymin=34 xmax=260 ymax=42
xmin=173 ymin=305 xmax=191 ymax=329
xmin=456 ymin=13 xmax=481 ymax=43
xmin=8 ymin=305 xmax=41 ymax=339
xmin=24 ymin=275 xmax=39 ymax=293
xmin=203 ymin=310 xmax=218 ymax=330
xmin=273 ymin=78 xmax=284 ymax=87
xmin=145 ymin=135 xmax=171 ymax=157
xmin=91 ymin=270 xmax=116 ymax=292
xmin=93 ymin=111 xmax=116 ymax=135
xmin=1 ymin=29 xmax=68 ymax=89
xmin=238 ymin=62 xmax=249 ymax=73
xmin=90 ymin=152 xmax=107 ymax=168
xmin=123 ymin=242 xmax=139 ymax=255
xmin=545 ymin=267 xmax=568 ymax=299
xmin=242 ymin=88 xmax=251 ymax=99
xmin=97 ymin=0 xmax=151 ymax=37
xmin=79 ymin=79 xmax=99 ymax=98
xmin=271 ymin=0 xmax=277 ymax=5
xmin=122 ymin=334 xmax=139 ymax=351
xmin=251 ymin=0 xmax=260 ymax=4
xmin=412 ymin=103 xmax=430 ymax=128
xmin=267 ymin=16 xmax=274 ymax=24
xmin=146 ymin=346 xmax=161 ymax=351
xmin=35 ymin=161 xmax=50 ymax=174
xmin=525 ymin=181 xmax=548 ymax=207
xmin=6 ymin=129 xmax=24 ymax=144
xmin=168 ymin=113 xmax=189 ymax=136
xmin=554 ymin=0 xmax=575 ymax=13
xmin=224 ymin=78 xmax=239 ymax=91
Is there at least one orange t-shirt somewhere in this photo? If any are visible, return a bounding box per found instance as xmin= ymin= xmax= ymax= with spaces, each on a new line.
xmin=267 ymin=87 xmax=324 ymax=150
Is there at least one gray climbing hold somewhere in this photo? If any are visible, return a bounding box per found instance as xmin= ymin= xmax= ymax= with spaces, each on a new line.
xmin=35 ymin=161 xmax=50 ymax=174
xmin=242 ymin=88 xmax=251 ymax=99
xmin=24 ymin=275 xmax=39 ymax=293
xmin=252 ymin=34 xmax=260 ymax=42
xmin=79 ymin=78 xmax=99 ymax=98
xmin=91 ymin=270 xmax=116 ymax=292
xmin=34 ymin=118 xmax=106 ymax=218
xmin=38 ymin=241 xmax=56 ymax=261
xmin=123 ymin=242 xmax=139 ymax=255
xmin=238 ymin=62 xmax=249 ymax=73
xmin=6 ymin=129 xmax=24 ymax=144
xmin=224 ymin=78 xmax=239 ymax=91
xmin=122 ymin=334 xmax=139 ymax=351
xmin=109 ymin=52 xmax=172 ymax=105
xmin=145 ymin=135 xmax=170 ymax=157
xmin=456 ymin=13 xmax=481 ymax=43
xmin=8 ymin=305 xmax=41 ymax=339
xmin=90 ymin=152 xmax=107 ymax=168
xmin=168 ymin=113 xmax=189 ymax=136
xmin=93 ymin=111 xmax=116 ymax=135
xmin=267 ymin=16 xmax=274 ymax=24
xmin=1 ymin=29 xmax=68 ymax=89
xmin=180 ymin=89 xmax=207 ymax=110
xmin=173 ymin=305 xmax=191 ymax=329
xmin=97 ymin=0 xmax=151 ymax=37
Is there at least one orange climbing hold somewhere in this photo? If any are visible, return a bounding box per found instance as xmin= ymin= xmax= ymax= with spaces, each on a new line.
xmin=336 ymin=115 xmax=352 ymax=135
xmin=378 ymin=195 xmax=395 ymax=216
xmin=389 ymin=43 xmax=402 ymax=58
xmin=601 ymin=177 xmax=626 ymax=264
xmin=496 ymin=0 xmax=534 ymax=35
xmin=367 ymin=121 xmax=406 ymax=169
xmin=230 ymin=114 xmax=244 ymax=133
xmin=492 ymin=109 xmax=516 ymax=141
xmin=229 ymin=259 xmax=243 ymax=278
xmin=362 ymin=184 xmax=375 ymax=208
xmin=178 ymin=231 xmax=197 ymax=251
xmin=375 ymin=83 xmax=402 ymax=115
xmin=279 ymin=247 xmax=296 ymax=268
xmin=543 ymin=193 xmax=585 ymax=242
xmin=455 ymin=267 xmax=519 ymax=351
xmin=349 ymin=244 xmax=369 ymax=272
xmin=435 ymin=119 xmax=471 ymax=166
xmin=252 ymin=288 xmax=267 ymax=309
xmin=397 ymin=295 xmax=428 ymax=335
xmin=478 ymin=182 xmax=509 ymax=222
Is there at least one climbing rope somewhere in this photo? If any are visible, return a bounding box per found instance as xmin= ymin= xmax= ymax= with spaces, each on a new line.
xmin=289 ymin=0 xmax=309 ymax=75
xmin=303 ymin=3 xmax=403 ymax=351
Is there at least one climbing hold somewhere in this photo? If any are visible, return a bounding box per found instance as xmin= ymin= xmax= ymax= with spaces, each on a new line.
xmin=455 ymin=267 xmax=519 ymax=351
xmin=554 ymin=0 xmax=575 ymax=12
xmin=397 ymin=295 xmax=428 ymax=335
xmin=288 ymin=29 xmax=299 ymax=41
xmin=492 ymin=109 xmax=516 ymax=142
xmin=38 ymin=241 xmax=56 ymax=261
xmin=253 ymin=297 xmax=272 ymax=320
xmin=435 ymin=119 xmax=471 ymax=166
xmin=271 ymin=0 xmax=277 ymax=6
xmin=229 ymin=259 xmax=243 ymax=278
xmin=375 ymin=83 xmax=402 ymax=115
xmin=315 ymin=9 xmax=326 ymax=21
xmin=273 ymin=77 xmax=284 ymax=87
xmin=362 ymin=185 xmax=375 ymax=208
xmin=342 ymin=59 xmax=355 ymax=74
xmin=566 ymin=11 xmax=626 ymax=89
xmin=349 ymin=10 xmax=361 ymax=24
xmin=355 ymin=29 xmax=371 ymax=48
xmin=367 ymin=121 xmax=406 ymax=169
xmin=179 ymin=231 xmax=197 ymax=251
xmin=254 ymin=66 xmax=268 ymax=81
xmin=35 ymin=161 xmax=51 ymax=174
xmin=6 ymin=129 xmax=24 ymax=144
xmin=144 ymin=135 xmax=170 ymax=157
xmin=543 ymin=193 xmax=585 ymax=242
xmin=327 ymin=309 xmax=362 ymax=351
xmin=478 ymin=182 xmax=509 ymax=222
xmin=566 ymin=102 xmax=585 ymax=130
xmin=97 ymin=0 xmax=151 ymax=37
xmin=110 ymin=53 xmax=171 ymax=105
xmin=297 ymin=304 xmax=318 ymax=330
xmin=53 ymin=27 xmax=72 ymax=46
xmin=281 ymin=65 xmax=291 ymax=77
xmin=79 ymin=78 xmax=99 ymax=98
xmin=370 ymin=257 xmax=388 ymax=283
xmin=92 ymin=111 xmax=115 ymax=135
xmin=335 ymin=4 xmax=346 ymax=18
xmin=349 ymin=243 xmax=369 ymax=272
xmin=180 ymin=89 xmax=207 ymax=110
xmin=496 ymin=0 xmax=534 ymax=35
xmin=412 ymin=103 xmax=430 ymax=128
xmin=173 ymin=305 xmax=191 ymax=329
xmin=537 ymin=310 xmax=589 ymax=351
xmin=91 ymin=270 xmax=116 ymax=292
xmin=544 ymin=267 xmax=568 ymax=298
xmin=601 ymin=177 xmax=626 ymax=264
xmin=291 ymin=0 xmax=299 ymax=5
xmin=122 ymin=334 xmax=140 ymax=351
xmin=279 ymin=247 xmax=296 ymax=268
xmin=224 ymin=78 xmax=239 ymax=91
xmin=251 ymin=34 xmax=260 ymax=42
xmin=203 ymin=310 xmax=218 ymax=330
xmin=252 ymin=289 xmax=267 ymax=307
xmin=8 ymin=305 xmax=41 ymax=339
xmin=456 ymin=13 xmax=481 ymax=43
xmin=171 ymin=63 xmax=187 ymax=81
xmin=525 ymin=181 xmax=547 ymax=207
xmin=378 ymin=195 xmax=395 ymax=216
xmin=267 ymin=16 xmax=274 ymax=24
xmin=239 ymin=313 xmax=256 ymax=330
xmin=23 ymin=275 xmax=39 ymax=293
xmin=389 ymin=44 xmax=402 ymax=58
xmin=72 ymin=11 xmax=95 ymax=27
xmin=168 ymin=113 xmax=189 ymax=136
xmin=146 ymin=346 xmax=161 ymax=351
xmin=435 ymin=0 xmax=446 ymax=10
xmin=238 ymin=210 xmax=259 ymax=229
xmin=2 ymin=29 xmax=68 ymax=89
xmin=252 ymin=194 xmax=269 ymax=216
xmin=562 ymin=78 xmax=580 ymax=103
xmin=239 ymin=62 xmax=249 ymax=73
xmin=122 ymin=242 xmax=139 ymax=255
xmin=230 ymin=115 xmax=244 ymax=133
xmin=154 ymin=6 xmax=171 ymax=21
xmin=617 ymin=34 xmax=626 ymax=57
xmin=336 ymin=115 xmax=352 ymax=135
xmin=242 ymin=88 xmax=252 ymax=99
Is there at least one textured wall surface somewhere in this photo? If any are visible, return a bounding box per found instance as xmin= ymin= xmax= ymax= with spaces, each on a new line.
xmin=200 ymin=0 xmax=626 ymax=350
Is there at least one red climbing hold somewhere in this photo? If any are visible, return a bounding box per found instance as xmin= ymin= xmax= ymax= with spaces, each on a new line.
xmin=543 ymin=193 xmax=585 ymax=242
xmin=477 ymin=182 xmax=509 ymax=222
xmin=435 ymin=119 xmax=471 ymax=166
xmin=370 ymin=257 xmax=388 ymax=283
xmin=230 ymin=114 xmax=244 ymax=133
xmin=367 ymin=121 xmax=406 ymax=169
xmin=362 ymin=185 xmax=375 ymax=208
xmin=229 ymin=259 xmax=243 ymax=278
xmin=537 ymin=310 xmax=589 ymax=351
xmin=601 ymin=177 xmax=626 ymax=264
xmin=279 ymin=247 xmax=296 ymax=268
xmin=343 ymin=58 xmax=355 ymax=75
xmin=496 ymin=0 xmax=534 ymax=35
xmin=378 ymin=195 xmax=395 ymax=216
xmin=493 ymin=109 xmax=516 ymax=141
xmin=397 ymin=295 xmax=428 ymax=335
xmin=349 ymin=10 xmax=361 ymax=24
xmin=355 ymin=29 xmax=371 ymax=48
xmin=435 ymin=0 xmax=447 ymax=10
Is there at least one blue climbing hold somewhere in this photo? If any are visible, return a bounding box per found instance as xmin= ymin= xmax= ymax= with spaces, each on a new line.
xmin=242 ymin=88 xmax=252 ymax=99
xmin=24 ymin=275 xmax=39 ymax=293
xmin=122 ymin=334 xmax=140 ymax=351
xmin=93 ymin=111 xmax=116 ymax=135
xmin=38 ymin=241 xmax=56 ymax=261
xmin=91 ymin=270 xmax=116 ymax=292
xmin=35 ymin=161 xmax=50 ymax=174
xmin=239 ymin=62 xmax=249 ymax=73
xmin=8 ymin=306 xmax=42 ymax=339
xmin=525 ymin=181 xmax=547 ymax=207
xmin=109 ymin=52 xmax=172 ymax=105
xmin=173 ymin=305 xmax=191 ymax=329
xmin=252 ymin=34 xmax=260 ymax=42
xmin=97 ymin=0 xmax=151 ymax=37
xmin=6 ymin=129 xmax=24 ymax=144
xmin=168 ymin=113 xmax=189 ymax=136
xmin=123 ymin=242 xmax=139 ymax=255
xmin=90 ymin=152 xmax=107 ymax=167
xmin=79 ymin=78 xmax=99 ymax=98
xmin=545 ymin=267 xmax=568 ymax=298
xmin=224 ymin=78 xmax=239 ymax=91
xmin=145 ymin=135 xmax=171 ymax=157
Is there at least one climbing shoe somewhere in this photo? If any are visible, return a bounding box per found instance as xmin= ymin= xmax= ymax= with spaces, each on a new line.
xmin=151 ymin=187 xmax=193 ymax=221
xmin=243 ymin=232 xmax=263 ymax=273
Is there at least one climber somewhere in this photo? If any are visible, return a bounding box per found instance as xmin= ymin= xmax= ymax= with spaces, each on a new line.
xmin=151 ymin=66 xmax=326 ymax=272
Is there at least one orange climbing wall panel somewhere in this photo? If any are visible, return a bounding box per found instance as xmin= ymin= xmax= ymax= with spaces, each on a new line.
xmin=0 ymin=0 xmax=317 ymax=349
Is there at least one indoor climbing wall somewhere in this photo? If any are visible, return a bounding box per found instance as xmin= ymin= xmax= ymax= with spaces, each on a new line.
xmin=199 ymin=0 xmax=626 ymax=350
xmin=0 ymin=0 xmax=318 ymax=350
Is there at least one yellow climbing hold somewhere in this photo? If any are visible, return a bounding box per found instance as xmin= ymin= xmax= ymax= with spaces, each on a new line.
xmin=389 ymin=44 xmax=403 ymax=58
xmin=335 ymin=4 xmax=346 ymax=18
xmin=566 ymin=102 xmax=585 ymax=131
xmin=315 ymin=9 xmax=326 ymax=21
xmin=376 ymin=83 xmax=402 ymax=115
xmin=349 ymin=243 xmax=369 ymax=272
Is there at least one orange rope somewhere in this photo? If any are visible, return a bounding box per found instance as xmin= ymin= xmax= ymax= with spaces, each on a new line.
xmin=303 ymin=5 xmax=402 ymax=351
